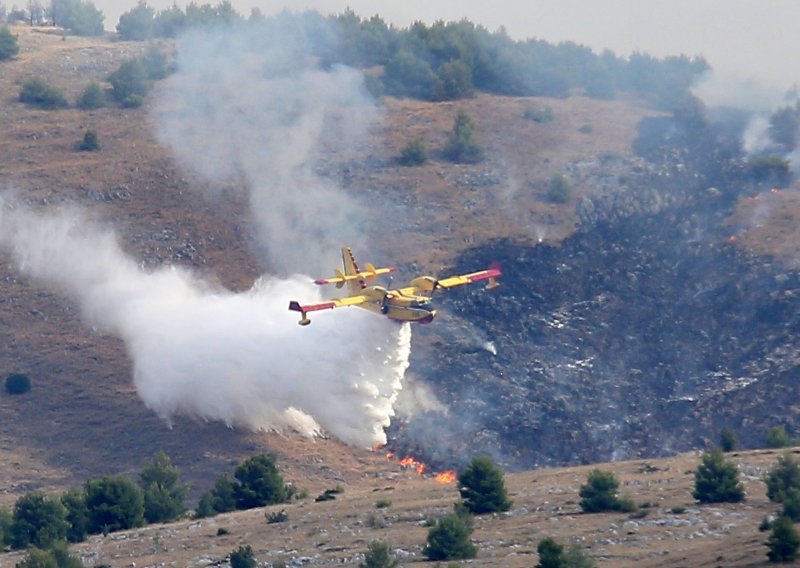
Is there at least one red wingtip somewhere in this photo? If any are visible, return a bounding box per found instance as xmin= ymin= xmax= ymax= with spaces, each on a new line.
xmin=489 ymin=261 xmax=501 ymax=274
xmin=314 ymin=278 xmax=329 ymax=285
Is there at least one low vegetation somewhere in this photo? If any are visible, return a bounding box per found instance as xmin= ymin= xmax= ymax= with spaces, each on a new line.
xmin=547 ymin=174 xmax=572 ymax=204
xmin=443 ymin=110 xmax=483 ymax=164
xmin=76 ymin=130 xmax=100 ymax=151
xmin=19 ymin=78 xmax=69 ymax=110
xmin=0 ymin=24 xmax=19 ymax=60
xmin=76 ymin=82 xmax=105 ymax=110
xmin=399 ymin=139 xmax=428 ymax=166
xmin=5 ymin=373 xmax=31 ymax=395
xmin=361 ymin=540 xmax=399 ymax=568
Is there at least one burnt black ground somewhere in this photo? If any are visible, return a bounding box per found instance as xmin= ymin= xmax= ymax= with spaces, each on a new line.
xmin=392 ymin=183 xmax=800 ymax=471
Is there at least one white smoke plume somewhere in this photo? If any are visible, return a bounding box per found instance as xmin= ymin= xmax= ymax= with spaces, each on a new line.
xmin=0 ymin=19 xmax=414 ymax=448
xmin=152 ymin=20 xmax=377 ymax=276
xmin=0 ymin=198 xmax=410 ymax=447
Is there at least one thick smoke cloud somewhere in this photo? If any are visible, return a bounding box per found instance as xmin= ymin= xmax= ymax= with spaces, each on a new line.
xmin=152 ymin=21 xmax=377 ymax=276
xmin=0 ymin=199 xmax=411 ymax=447
xmin=0 ymin=19 xmax=412 ymax=448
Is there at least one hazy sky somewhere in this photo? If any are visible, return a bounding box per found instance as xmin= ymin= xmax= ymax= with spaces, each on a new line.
xmin=98 ymin=0 xmax=799 ymax=106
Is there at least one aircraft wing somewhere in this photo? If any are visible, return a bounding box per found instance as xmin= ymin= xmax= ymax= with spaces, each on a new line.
xmin=288 ymin=295 xmax=369 ymax=325
xmin=435 ymin=262 xmax=502 ymax=290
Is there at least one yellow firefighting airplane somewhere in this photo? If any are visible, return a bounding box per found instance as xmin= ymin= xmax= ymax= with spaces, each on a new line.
xmin=289 ymin=247 xmax=501 ymax=326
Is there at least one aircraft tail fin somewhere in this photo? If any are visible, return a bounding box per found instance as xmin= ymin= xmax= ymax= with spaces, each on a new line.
xmin=341 ymin=246 xmax=365 ymax=294
xmin=313 ymin=247 xmax=396 ymax=292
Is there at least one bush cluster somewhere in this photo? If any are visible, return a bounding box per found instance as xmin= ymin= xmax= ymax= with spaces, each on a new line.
xmin=19 ymin=78 xmax=69 ymax=110
xmin=111 ymin=7 xmax=707 ymax=107
xmin=196 ymin=453 xmax=293 ymax=518
xmin=0 ymin=450 xmax=189 ymax=553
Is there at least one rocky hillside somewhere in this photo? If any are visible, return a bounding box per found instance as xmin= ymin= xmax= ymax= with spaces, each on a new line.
xmin=1 ymin=22 xmax=799 ymax=523
xmin=0 ymin=447 xmax=792 ymax=567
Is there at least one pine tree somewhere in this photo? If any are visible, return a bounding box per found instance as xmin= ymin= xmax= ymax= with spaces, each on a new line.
xmin=458 ymin=456 xmax=512 ymax=514
xmin=692 ymin=448 xmax=745 ymax=503
xmin=579 ymin=470 xmax=622 ymax=512
xmin=767 ymin=516 xmax=800 ymax=563
xmin=536 ymin=537 xmax=564 ymax=568
xmin=423 ymin=513 xmax=477 ymax=561
xmin=140 ymin=451 xmax=188 ymax=523
xmin=766 ymin=453 xmax=800 ymax=503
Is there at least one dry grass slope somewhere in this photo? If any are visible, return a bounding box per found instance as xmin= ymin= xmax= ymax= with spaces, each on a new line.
xmin=1 ymin=24 xmax=799 ymax=568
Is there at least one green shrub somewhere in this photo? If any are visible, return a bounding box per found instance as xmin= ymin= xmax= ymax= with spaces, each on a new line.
xmin=579 ymin=469 xmax=631 ymax=513
xmin=443 ymin=110 xmax=484 ymax=164
xmin=195 ymin=475 xmax=236 ymax=518
xmin=19 ymin=78 xmax=69 ymax=110
xmin=399 ymin=139 xmax=428 ymax=166
xmin=229 ymin=545 xmax=256 ymax=568
xmin=767 ymin=454 xmax=800 ymax=503
xmin=16 ymin=541 xmax=83 ymax=568
xmin=142 ymin=46 xmax=169 ymax=80
xmin=692 ymin=447 xmax=745 ymax=503
xmin=766 ymin=426 xmax=792 ymax=449
xmin=233 ymin=453 xmax=292 ymax=509
xmin=10 ymin=492 xmax=69 ymax=549
xmin=116 ymin=1 xmax=155 ymax=40
xmin=61 ymin=489 xmax=87 ymax=543
xmin=720 ymin=427 xmax=737 ymax=452
xmin=458 ymin=455 xmax=512 ymax=514
xmin=783 ymin=488 xmax=800 ymax=522
xmin=123 ymin=94 xmax=144 ymax=108
xmin=5 ymin=373 xmax=31 ymax=395
xmin=423 ymin=513 xmax=476 ymax=561
xmin=767 ymin=515 xmax=800 ymax=563
xmin=547 ymin=174 xmax=571 ymax=204
xmin=140 ymin=451 xmax=187 ymax=524
xmin=265 ymin=509 xmax=288 ymax=524
xmin=0 ymin=25 xmax=20 ymax=61
xmin=76 ymin=82 xmax=105 ymax=110
xmin=108 ymin=59 xmax=150 ymax=104
xmin=523 ymin=105 xmax=553 ymax=123
xmin=670 ymin=506 xmax=686 ymax=514
xmin=563 ymin=543 xmax=596 ymax=567
xmin=374 ymin=499 xmax=392 ymax=509
xmin=360 ymin=540 xmax=399 ymax=568
xmin=77 ymin=131 xmax=100 ymax=152
xmin=0 ymin=507 xmax=12 ymax=545
xmin=536 ymin=536 xmax=563 ymax=568
xmin=84 ymin=476 xmax=145 ymax=533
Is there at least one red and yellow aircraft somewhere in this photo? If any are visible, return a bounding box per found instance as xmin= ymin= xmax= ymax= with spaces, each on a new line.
xmin=289 ymin=247 xmax=501 ymax=326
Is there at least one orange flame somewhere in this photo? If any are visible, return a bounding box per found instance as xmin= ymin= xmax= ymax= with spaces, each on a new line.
xmin=434 ymin=470 xmax=457 ymax=484
xmin=399 ymin=456 xmax=427 ymax=475
xmin=375 ymin=446 xmax=454 ymax=480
